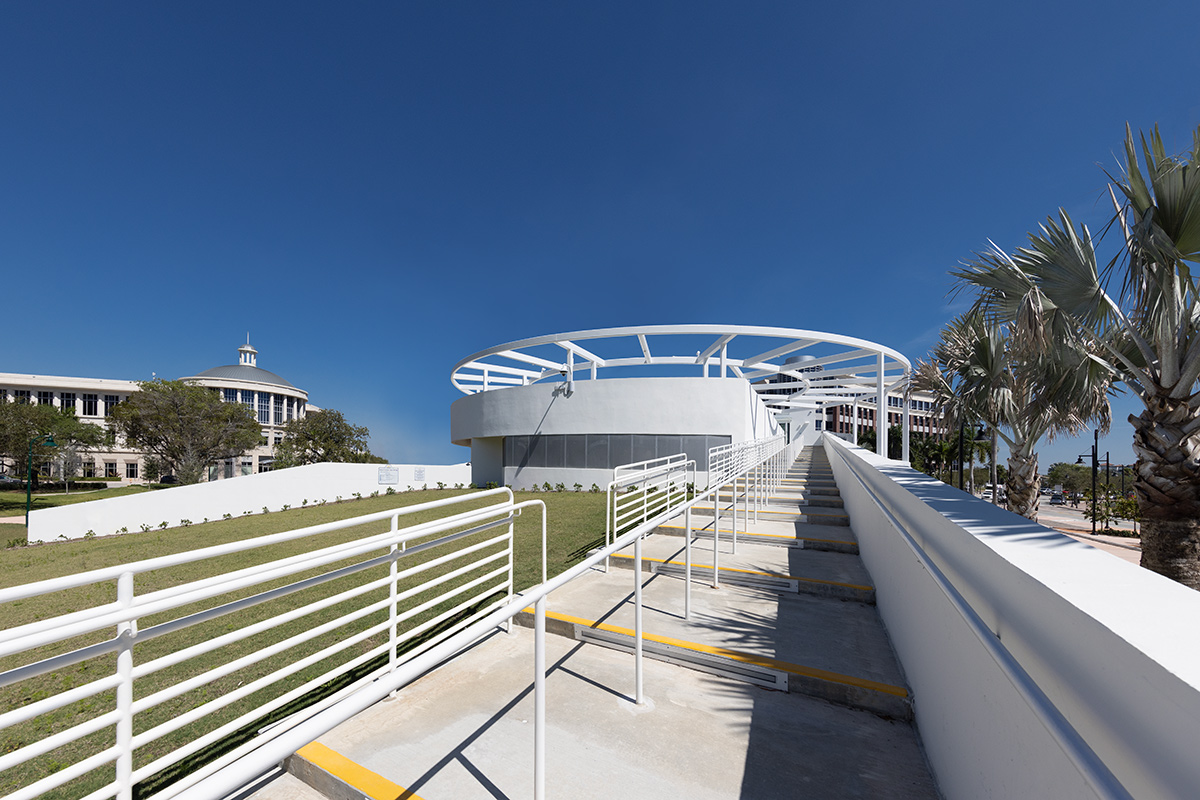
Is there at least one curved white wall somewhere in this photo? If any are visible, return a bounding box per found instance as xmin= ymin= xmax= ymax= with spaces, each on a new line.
xmin=450 ymin=377 xmax=780 ymax=487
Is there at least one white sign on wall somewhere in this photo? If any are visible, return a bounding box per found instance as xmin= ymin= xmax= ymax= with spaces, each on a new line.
xmin=414 ymin=466 xmax=426 ymax=482
xmin=378 ymin=466 xmax=399 ymax=485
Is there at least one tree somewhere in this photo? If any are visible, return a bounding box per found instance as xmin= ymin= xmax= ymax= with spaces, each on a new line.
xmin=273 ymin=409 xmax=385 ymax=468
xmin=107 ymin=379 xmax=261 ymax=485
xmin=915 ymin=310 xmax=1111 ymax=520
xmin=956 ymin=124 xmax=1200 ymax=587
xmin=0 ymin=401 xmax=108 ymax=489
xmin=1046 ymin=462 xmax=1090 ymax=494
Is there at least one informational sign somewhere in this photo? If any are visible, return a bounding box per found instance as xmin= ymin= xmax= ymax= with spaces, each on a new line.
xmin=414 ymin=466 xmax=426 ymax=482
xmin=378 ymin=466 xmax=399 ymax=485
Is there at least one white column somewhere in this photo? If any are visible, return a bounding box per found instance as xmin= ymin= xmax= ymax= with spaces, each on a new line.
xmin=902 ymin=380 xmax=911 ymax=463
xmin=876 ymin=352 xmax=887 ymax=458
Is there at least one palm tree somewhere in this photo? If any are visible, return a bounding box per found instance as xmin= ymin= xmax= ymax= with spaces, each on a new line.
xmin=915 ymin=310 xmax=1111 ymax=520
xmin=955 ymin=124 xmax=1200 ymax=587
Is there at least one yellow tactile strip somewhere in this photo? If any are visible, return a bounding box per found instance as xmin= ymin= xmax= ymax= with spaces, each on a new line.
xmin=524 ymin=608 xmax=908 ymax=699
xmin=607 ymin=553 xmax=874 ymax=592
xmin=293 ymin=741 xmax=426 ymax=800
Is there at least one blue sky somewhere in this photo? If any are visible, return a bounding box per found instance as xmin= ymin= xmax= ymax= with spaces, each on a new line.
xmin=2 ymin=2 xmax=1198 ymax=471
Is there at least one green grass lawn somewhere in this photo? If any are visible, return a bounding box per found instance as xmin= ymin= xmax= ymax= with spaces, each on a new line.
xmin=0 ymin=485 xmax=153 ymax=517
xmin=0 ymin=488 xmax=607 ymax=799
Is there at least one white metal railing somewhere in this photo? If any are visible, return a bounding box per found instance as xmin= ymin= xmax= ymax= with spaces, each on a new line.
xmin=0 ymin=488 xmax=547 ymax=800
xmin=4 ymin=434 xmax=811 ymax=800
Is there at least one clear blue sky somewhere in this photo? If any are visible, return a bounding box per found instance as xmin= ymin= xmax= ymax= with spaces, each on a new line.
xmin=3 ymin=2 xmax=1197 ymax=470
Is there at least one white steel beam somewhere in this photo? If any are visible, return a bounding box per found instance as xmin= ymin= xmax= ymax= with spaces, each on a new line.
xmin=637 ymin=334 xmax=652 ymax=363
xmin=739 ymin=339 xmax=817 ymax=370
xmin=695 ymin=334 xmax=735 ymax=364
xmin=557 ymin=341 xmax=607 ymax=366
xmin=495 ymin=350 xmax=562 ymax=370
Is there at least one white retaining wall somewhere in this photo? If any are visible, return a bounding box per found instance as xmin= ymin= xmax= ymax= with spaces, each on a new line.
xmin=822 ymin=433 xmax=1200 ymax=800
xmin=28 ymin=462 xmax=472 ymax=542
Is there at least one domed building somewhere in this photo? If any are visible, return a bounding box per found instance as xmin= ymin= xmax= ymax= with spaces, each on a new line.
xmin=181 ymin=342 xmax=310 ymax=479
xmin=0 ymin=341 xmax=309 ymax=483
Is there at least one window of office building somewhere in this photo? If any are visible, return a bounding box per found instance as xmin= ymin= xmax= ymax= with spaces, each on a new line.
xmin=126 ymin=462 xmax=138 ymax=479
xmin=241 ymin=459 xmax=253 ymax=477
xmin=37 ymin=391 xmax=53 ymax=406
xmin=286 ymin=398 xmax=294 ymax=421
xmin=258 ymin=393 xmax=270 ymax=424
xmin=274 ymin=394 xmax=284 ymax=424
xmin=258 ymin=457 xmax=274 ymax=473
xmin=104 ymin=395 xmax=120 ymax=415
xmin=274 ymin=433 xmax=283 ymax=445
xmin=105 ymin=462 xmax=118 ymax=478
xmin=223 ymin=388 xmax=237 ymax=403
xmin=61 ymin=392 xmax=76 ymax=414
xmin=82 ymin=460 xmax=95 ymax=478
xmin=14 ymin=390 xmax=30 ymax=404
xmin=223 ymin=459 xmax=234 ymax=480
xmin=242 ymin=391 xmax=255 ymax=413
xmin=82 ymin=394 xmax=98 ymax=416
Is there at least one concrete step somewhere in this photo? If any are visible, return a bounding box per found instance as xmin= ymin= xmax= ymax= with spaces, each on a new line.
xmin=690 ymin=504 xmax=851 ymax=527
xmin=514 ymin=569 xmax=910 ymax=719
xmin=654 ymin=516 xmax=859 ymax=553
xmin=714 ymin=492 xmax=844 ymax=508
xmin=604 ymin=553 xmax=875 ymax=604
xmin=279 ymin=625 xmax=937 ymax=799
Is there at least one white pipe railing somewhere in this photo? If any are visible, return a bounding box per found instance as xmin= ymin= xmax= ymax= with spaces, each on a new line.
xmin=0 ymin=488 xmax=550 ymax=800
xmin=5 ymin=434 xmax=808 ymax=800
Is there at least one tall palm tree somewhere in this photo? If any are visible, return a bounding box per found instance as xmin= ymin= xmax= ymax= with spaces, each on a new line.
xmin=956 ymin=124 xmax=1200 ymax=587
xmin=915 ymin=310 xmax=1111 ymax=520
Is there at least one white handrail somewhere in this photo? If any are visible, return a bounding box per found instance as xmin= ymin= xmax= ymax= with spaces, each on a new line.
xmin=0 ymin=489 xmax=546 ymax=800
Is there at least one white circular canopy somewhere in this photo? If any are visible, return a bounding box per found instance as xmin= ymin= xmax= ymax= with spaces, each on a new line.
xmin=451 ymin=324 xmax=911 ymax=415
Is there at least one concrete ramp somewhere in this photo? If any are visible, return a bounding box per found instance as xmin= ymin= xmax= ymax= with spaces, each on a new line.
xmin=249 ymin=445 xmax=938 ymax=799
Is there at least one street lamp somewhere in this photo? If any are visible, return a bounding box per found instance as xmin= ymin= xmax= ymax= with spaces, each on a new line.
xmin=26 ymin=433 xmax=57 ymax=529
xmin=1075 ymin=429 xmax=1099 ymax=536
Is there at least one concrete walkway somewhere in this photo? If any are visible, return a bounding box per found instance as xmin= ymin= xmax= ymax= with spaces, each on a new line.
xmin=248 ymin=446 xmax=939 ymax=799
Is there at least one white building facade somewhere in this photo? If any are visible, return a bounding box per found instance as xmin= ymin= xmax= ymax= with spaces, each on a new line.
xmin=0 ymin=342 xmax=308 ymax=482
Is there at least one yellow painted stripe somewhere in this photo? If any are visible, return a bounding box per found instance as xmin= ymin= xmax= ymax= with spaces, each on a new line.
xmin=523 ymin=609 xmax=907 ymax=699
xmin=608 ymin=553 xmax=873 ymax=592
xmin=296 ymin=742 xmax=425 ymax=800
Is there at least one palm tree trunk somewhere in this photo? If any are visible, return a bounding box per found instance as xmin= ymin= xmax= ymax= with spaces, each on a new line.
xmin=1131 ymin=401 xmax=1200 ymax=589
xmin=1007 ymin=451 xmax=1040 ymax=520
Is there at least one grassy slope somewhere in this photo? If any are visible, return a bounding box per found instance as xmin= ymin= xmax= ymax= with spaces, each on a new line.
xmin=0 ymin=488 xmax=607 ymax=799
xmin=0 ymin=485 xmax=152 ymax=518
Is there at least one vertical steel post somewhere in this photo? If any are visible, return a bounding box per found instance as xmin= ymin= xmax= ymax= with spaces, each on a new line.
xmin=534 ymin=595 xmax=546 ymax=800
xmin=732 ymin=472 xmax=739 ymax=555
xmin=713 ymin=484 xmax=721 ymax=588
xmin=634 ymin=533 xmax=645 ymax=704
xmin=684 ymin=505 xmax=692 ymax=620
xmin=876 ymin=352 xmax=887 ymax=457
xmin=116 ymin=572 xmax=135 ymax=800
xmin=389 ymin=516 xmax=400 ymax=660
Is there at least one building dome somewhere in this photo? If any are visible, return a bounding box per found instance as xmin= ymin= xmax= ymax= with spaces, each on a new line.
xmin=183 ymin=342 xmax=297 ymax=388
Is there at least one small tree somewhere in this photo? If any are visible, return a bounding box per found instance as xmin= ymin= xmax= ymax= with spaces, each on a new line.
xmin=274 ymin=409 xmax=384 ymax=467
xmin=0 ymin=401 xmax=107 ymax=490
xmin=108 ymin=379 xmax=261 ymax=485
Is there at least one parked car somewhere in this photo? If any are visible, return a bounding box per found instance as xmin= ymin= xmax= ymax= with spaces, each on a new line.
xmin=1049 ymin=493 xmax=1065 ymax=505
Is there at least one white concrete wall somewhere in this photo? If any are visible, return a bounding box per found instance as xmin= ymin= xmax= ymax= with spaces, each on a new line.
xmin=29 ymin=462 xmax=471 ymax=541
xmin=822 ymin=433 xmax=1200 ymax=800
xmin=452 ymin=376 xmax=779 ymax=487
xmin=450 ymin=377 xmax=778 ymax=444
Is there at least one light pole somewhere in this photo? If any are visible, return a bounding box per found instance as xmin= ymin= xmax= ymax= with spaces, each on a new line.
xmin=1075 ymin=429 xmax=1099 ymax=536
xmin=26 ymin=433 xmax=57 ymax=529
